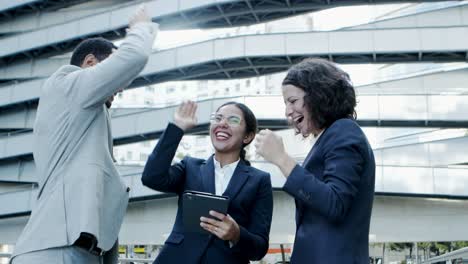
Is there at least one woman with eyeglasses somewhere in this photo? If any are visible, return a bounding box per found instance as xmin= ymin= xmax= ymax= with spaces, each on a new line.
xmin=142 ymin=100 xmax=273 ymax=264
xmin=255 ymin=58 xmax=375 ymax=263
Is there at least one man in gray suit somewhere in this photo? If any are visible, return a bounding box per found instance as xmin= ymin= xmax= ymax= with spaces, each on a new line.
xmin=10 ymin=6 xmax=158 ymax=264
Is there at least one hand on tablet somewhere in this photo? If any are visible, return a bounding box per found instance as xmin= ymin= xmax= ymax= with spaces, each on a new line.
xmin=200 ymin=210 xmax=240 ymax=244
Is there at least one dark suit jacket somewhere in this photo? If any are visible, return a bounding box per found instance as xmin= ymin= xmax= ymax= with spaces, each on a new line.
xmin=283 ymin=118 xmax=375 ymax=264
xmin=142 ymin=123 xmax=273 ymax=264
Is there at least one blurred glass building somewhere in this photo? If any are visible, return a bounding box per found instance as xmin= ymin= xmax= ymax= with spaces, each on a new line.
xmin=1 ymin=1 xmax=468 ymax=263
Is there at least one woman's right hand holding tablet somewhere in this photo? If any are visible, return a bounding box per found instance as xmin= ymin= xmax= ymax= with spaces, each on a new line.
xmin=173 ymin=100 xmax=198 ymax=132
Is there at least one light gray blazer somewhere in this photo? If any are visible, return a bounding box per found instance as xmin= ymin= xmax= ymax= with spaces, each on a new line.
xmin=12 ymin=22 xmax=157 ymax=258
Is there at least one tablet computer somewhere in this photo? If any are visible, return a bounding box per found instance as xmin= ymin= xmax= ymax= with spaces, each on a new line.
xmin=182 ymin=190 xmax=229 ymax=234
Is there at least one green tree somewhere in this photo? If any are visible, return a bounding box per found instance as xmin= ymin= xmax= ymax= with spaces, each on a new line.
xmin=415 ymin=241 xmax=468 ymax=261
xmin=389 ymin=243 xmax=414 ymax=259
xmin=370 ymin=243 xmax=386 ymax=263
xmin=433 ymin=242 xmax=451 ymax=255
xmin=417 ymin=242 xmax=432 ymax=260
xmin=452 ymin=241 xmax=468 ymax=250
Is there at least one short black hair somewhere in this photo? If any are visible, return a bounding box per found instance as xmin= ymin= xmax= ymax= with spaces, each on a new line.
xmin=216 ymin=101 xmax=258 ymax=165
xmin=282 ymin=58 xmax=357 ymax=131
xmin=70 ymin=37 xmax=117 ymax=67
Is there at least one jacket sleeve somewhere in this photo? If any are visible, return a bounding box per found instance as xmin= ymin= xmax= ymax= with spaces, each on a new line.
xmin=283 ymin=120 xmax=366 ymax=223
xmin=231 ymin=174 xmax=273 ymax=260
xmin=141 ymin=123 xmax=187 ymax=194
xmin=73 ymin=22 xmax=158 ymax=109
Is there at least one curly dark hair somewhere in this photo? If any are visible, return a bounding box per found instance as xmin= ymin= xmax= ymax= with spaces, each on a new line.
xmin=282 ymin=58 xmax=357 ymax=132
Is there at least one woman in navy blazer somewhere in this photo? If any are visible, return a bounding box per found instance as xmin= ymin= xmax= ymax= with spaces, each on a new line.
xmin=142 ymin=101 xmax=273 ymax=264
xmin=255 ymin=58 xmax=375 ymax=263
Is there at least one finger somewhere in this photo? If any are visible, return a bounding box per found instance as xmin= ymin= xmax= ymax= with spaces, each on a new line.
xmin=225 ymin=214 xmax=236 ymax=224
xmin=254 ymin=141 xmax=259 ymax=149
xmin=254 ymin=142 xmax=262 ymax=152
xmin=136 ymin=4 xmax=146 ymax=15
xmin=200 ymin=216 xmax=221 ymax=227
xmin=180 ymin=101 xmax=190 ymax=116
xmin=254 ymin=136 xmax=264 ymax=147
xmin=188 ymin=101 xmax=197 ymax=117
xmin=192 ymin=102 xmax=198 ymax=115
xmin=255 ymin=135 xmax=263 ymax=143
xmin=130 ymin=5 xmax=144 ymax=21
xmin=254 ymin=137 xmax=263 ymax=146
xmin=255 ymin=146 xmax=265 ymax=158
xmin=186 ymin=101 xmax=195 ymax=114
xmin=209 ymin=210 xmax=226 ymax=221
xmin=200 ymin=222 xmax=218 ymax=236
xmin=201 ymin=217 xmax=229 ymax=233
xmin=140 ymin=5 xmax=150 ymax=19
xmin=259 ymin=129 xmax=271 ymax=137
xmin=262 ymin=129 xmax=273 ymax=137
xmin=255 ymin=134 xmax=264 ymax=145
xmin=201 ymin=222 xmax=224 ymax=235
xmin=176 ymin=102 xmax=186 ymax=116
xmin=175 ymin=104 xmax=182 ymax=115
xmin=272 ymin=133 xmax=281 ymax=142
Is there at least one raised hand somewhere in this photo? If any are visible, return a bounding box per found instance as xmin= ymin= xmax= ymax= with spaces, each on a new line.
xmin=129 ymin=5 xmax=151 ymax=29
xmin=255 ymin=129 xmax=297 ymax=178
xmin=173 ymin=101 xmax=198 ymax=132
xmin=255 ymin=129 xmax=286 ymax=164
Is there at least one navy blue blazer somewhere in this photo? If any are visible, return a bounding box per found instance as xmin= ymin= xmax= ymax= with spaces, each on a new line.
xmin=142 ymin=123 xmax=273 ymax=264
xmin=283 ymin=118 xmax=375 ymax=263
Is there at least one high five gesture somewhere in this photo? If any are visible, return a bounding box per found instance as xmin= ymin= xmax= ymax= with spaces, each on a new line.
xmin=173 ymin=100 xmax=198 ymax=132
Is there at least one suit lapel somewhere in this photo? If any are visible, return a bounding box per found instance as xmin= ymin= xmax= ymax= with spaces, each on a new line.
xmin=200 ymin=156 xmax=216 ymax=194
xmin=297 ymin=135 xmax=324 ymax=225
xmin=303 ymin=128 xmax=328 ymax=165
xmin=302 ymin=136 xmax=322 ymax=166
xmin=222 ymin=160 xmax=249 ymax=200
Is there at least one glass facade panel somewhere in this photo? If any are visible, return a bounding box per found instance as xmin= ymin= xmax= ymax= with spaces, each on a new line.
xmin=116 ymin=93 xmax=468 ymax=123
xmin=380 ymin=166 xmax=434 ymax=194
xmin=430 ymin=95 xmax=468 ymax=120
xmin=356 ymin=96 xmax=379 ymax=119
xmin=378 ymin=144 xmax=431 ymax=166
xmin=430 ymin=136 xmax=468 ymax=166
xmin=378 ymin=95 xmax=428 ymax=120
xmin=434 ymin=167 xmax=468 ymax=195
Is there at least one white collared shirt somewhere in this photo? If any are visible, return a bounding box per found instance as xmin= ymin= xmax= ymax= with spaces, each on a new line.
xmin=213 ymin=157 xmax=240 ymax=196
xmin=302 ymin=129 xmax=326 ymax=166
xmin=314 ymin=129 xmax=325 ymax=141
